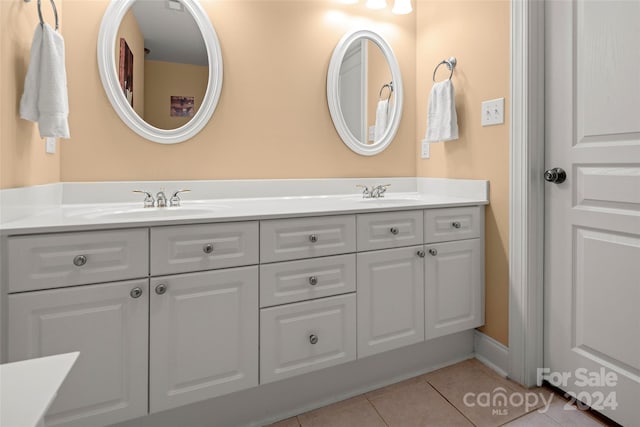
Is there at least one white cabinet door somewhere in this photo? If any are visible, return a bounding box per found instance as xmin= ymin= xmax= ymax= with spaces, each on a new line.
xmin=425 ymin=239 xmax=483 ymax=340
xmin=8 ymin=280 xmax=149 ymax=427
xmin=149 ymin=266 xmax=258 ymax=413
xmin=357 ymin=246 xmax=425 ymax=358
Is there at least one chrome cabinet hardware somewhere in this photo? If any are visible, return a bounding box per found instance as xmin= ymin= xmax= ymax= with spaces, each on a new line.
xmin=73 ymin=255 xmax=87 ymax=267
xmin=169 ymin=189 xmax=191 ymax=207
xmin=390 ymin=227 xmax=399 ymax=235
xmin=308 ymin=276 xmax=318 ymax=286
xmin=155 ymin=284 xmax=167 ymax=295
xmin=451 ymin=221 xmax=461 ymax=229
xmin=309 ymin=334 xmax=319 ymax=345
xmin=130 ymin=287 xmax=143 ymax=298
xmin=132 ymin=190 xmax=155 ymax=208
xmin=544 ymin=167 xmax=567 ymax=184
xmin=309 ymin=234 xmax=318 ymax=243
xmin=417 ymin=250 xmax=426 ymax=258
xmin=203 ymin=243 xmax=214 ymax=254
xmin=428 ymin=248 xmax=438 ymax=256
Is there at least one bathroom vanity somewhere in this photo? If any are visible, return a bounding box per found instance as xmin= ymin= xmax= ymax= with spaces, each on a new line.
xmin=0 ymin=178 xmax=488 ymax=427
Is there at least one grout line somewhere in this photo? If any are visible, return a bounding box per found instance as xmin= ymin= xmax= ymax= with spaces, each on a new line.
xmin=425 ymin=381 xmax=478 ymax=427
xmin=364 ymin=395 xmax=391 ymax=427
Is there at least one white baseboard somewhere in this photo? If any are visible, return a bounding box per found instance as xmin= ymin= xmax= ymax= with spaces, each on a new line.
xmin=473 ymin=330 xmax=510 ymax=378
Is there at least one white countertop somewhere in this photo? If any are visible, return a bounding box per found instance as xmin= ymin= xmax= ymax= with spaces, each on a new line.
xmin=0 ymin=178 xmax=489 ymax=235
xmin=0 ymin=352 xmax=79 ymax=427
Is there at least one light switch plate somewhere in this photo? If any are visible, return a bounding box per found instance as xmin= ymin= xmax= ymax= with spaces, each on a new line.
xmin=481 ymin=98 xmax=505 ymax=126
xmin=45 ymin=137 xmax=56 ymax=154
xmin=421 ymin=141 xmax=430 ymax=159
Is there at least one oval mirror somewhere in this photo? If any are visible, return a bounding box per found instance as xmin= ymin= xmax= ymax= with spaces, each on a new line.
xmin=327 ymin=30 xmax=403 ymax=156
xmin=97 ymin=0 xmax=222 ymax=144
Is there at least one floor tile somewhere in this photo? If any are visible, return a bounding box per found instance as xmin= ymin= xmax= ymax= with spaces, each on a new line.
xmin=503 ymin=411 xmax=561 ymax=427
xmin=425 ymin=359 xmax=544 ymax=427
xmin=265 ymin=417 xmax=301 ymax=427
xmin=297 ymin=395 xmax=386 ymax=427
xmin=368 ymin=379 xmax=472 ymax=427
xmin=365 ymin=376 xmax=428 ymax=400
xmin=541 ymin=398 xmax=606 ymax=427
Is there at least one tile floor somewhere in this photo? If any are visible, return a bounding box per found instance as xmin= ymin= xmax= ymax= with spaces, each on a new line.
xmin=267 ymin=359 xmax=616 ymax=427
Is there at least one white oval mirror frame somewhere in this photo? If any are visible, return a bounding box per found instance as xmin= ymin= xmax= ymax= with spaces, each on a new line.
xmin=327 ymin=29 xmax=404 ymax=156
xmin=97 ymin=0 xmax=223 ymax=144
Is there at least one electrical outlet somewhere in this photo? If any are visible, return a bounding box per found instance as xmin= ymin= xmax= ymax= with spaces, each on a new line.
xmin=45 ymin=137 xmax=56 ymax=154
xmin=481 ymin=98 xmax=505 ymax=126
xmin=421 ymin=141 xmax=430 ymax=159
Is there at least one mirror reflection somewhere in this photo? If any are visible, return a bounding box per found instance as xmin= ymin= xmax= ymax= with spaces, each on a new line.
xmin=115 ymin=0 xmax=208 ymax=130
xmin=338 ymin=40 xmax=394 ymax=145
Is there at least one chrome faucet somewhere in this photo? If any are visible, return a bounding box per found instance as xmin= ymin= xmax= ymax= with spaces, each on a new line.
xmin=169 ymin=189 xmax=191 ymax=207
xmin=156 ymin=190 xmax=168 ymax=208
xmin=356 ymin=184 xmax=391 ymax=199
xmin=132 ymin=190 xmax=155 ymax=208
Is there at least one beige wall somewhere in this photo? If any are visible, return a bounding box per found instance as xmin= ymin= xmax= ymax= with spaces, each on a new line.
xmin=144 ymin=60 xmax=207 ymax=130
xmin=416 ymin=0 xmax=510 ymax=345
xmin=0 ymin=0 xmax=61 ymax=189
xmin=59 ymin=0 xmax=416 ymax=182
xmin=115 ymin=8 xmax=144 ymax=118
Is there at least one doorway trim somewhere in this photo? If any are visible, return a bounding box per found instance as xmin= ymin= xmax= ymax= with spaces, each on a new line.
xmin=508 ymin=0 xmax=545 ymax=387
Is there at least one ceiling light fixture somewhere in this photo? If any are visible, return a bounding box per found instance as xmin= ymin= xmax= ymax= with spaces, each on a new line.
xmin=366 ymin=0 xmax=387 ymax=10
xmin=392 ymin=0 xmax=412 ymax=14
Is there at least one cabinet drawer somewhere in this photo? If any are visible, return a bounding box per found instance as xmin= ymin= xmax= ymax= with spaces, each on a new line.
xmin=357 ymin=210 xmax=424 ymax=251
xmin=260 ymin=254 xmax=356 ymax=307
xmin=260 ymin=215 xmax=356 ymax=263
xmin=7 ymin=229 xmax=149 ymax=293
xmin=150 ymin=221 xmax=258 ymax=275
xmin=424 ymin=206 xmax=482 ymax=243
xmin=260 ymin=294 xmax=356 ymax=384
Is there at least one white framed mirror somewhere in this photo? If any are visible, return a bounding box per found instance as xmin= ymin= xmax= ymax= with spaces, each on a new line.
xmin=327 ymin=29 xmax=403 ymax=156
xmin=97 ymin=0 xmax=222 ymax=144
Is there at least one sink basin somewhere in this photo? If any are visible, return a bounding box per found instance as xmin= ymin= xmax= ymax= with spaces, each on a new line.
xmin=64 ymin=205 xmax=227 ymax=220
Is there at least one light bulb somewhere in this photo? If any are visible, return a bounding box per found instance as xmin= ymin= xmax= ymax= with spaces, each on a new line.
xmin=392 ymin=0 xmax=412 ymax=14
xmin=366 ymin=0 xmax=387 ymax=10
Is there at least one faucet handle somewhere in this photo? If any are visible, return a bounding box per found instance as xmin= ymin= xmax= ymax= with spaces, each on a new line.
xmin=169 ymin=189 xmax=191 ymax=207
xmin=356 ymin=184 xmax=371 ymax=198
xmin=377 ymin=184 xmax=391 ymax=197
xmin=132 ymin=190 xmax=155 ymax=208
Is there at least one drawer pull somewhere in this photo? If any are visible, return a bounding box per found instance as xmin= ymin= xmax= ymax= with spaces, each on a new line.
xmin=390 ymin=227 xmax=399 ymax=235
xmin=155 ymin=283 xmax=168 ymax=295
xmin=309 ymin=334 xmax=319 ymax=345
xmin=309 ymin=234 xmax=318 ymax=243
xmin=73 ymin=255 xmax=87 ymax=267
xmin=130 ymin=287 xmax=143 ymax=298
xmin=451 ymin=221 xmax=462 ymax=229
xmin=428 ymin=248 xmax=438 ymax=256
xmin=417 ymin=250 xmax=426 ymax=258
xmin=308 ymin=276 xmax=318 ymax=286
xmin=202 ymin=243 xmax=214 ymax=254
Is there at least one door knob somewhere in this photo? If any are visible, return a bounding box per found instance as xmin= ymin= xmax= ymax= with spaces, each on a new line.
xmin=544 ymin=168 xmax=566 ymax=184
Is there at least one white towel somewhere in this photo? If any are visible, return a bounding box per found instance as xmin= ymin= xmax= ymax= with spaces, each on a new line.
xmin=20 ymin=23 xmax=70 ymax=139
xmin=423 ymin=79 xmax=458 ymax=143
xmin=374 ymin=99 xmax=389 ymax=141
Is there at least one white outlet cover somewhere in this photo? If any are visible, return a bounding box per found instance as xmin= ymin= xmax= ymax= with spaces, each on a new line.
xmin=421 ymin=141 xmax=430 ymax=159
xmin=481 ymin=98 xmax=505 ymax=126
xmin=45 ymin=137 xmax=56 ymax=154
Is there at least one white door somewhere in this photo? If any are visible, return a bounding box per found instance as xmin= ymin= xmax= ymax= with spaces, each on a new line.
xmin=8 ymin=280 xmax=149 ymax=427
xmin=545 ymin=1 xmax=640 ymax=426
xmin=357 ymin=246 xmax=425 ymax=358
xmin=149 ymin=266 xmax=258 ymax=413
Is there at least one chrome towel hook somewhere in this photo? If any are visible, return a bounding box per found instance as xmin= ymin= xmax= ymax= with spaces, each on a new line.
xmin=378 ymin=81 xmax=394 ymax=101
xmin=24 ymin=0 xmax=59 ymax=31
xmin=432 ymin=57 xmax=457 ymax=82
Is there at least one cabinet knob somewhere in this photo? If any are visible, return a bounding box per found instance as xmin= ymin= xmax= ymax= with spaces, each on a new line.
xmin=451 ymin=221 xmax=462 ymax=229
xmin=73 ymin=255 xmax=87 ymax=267
xmin=155 ymin=283 xmax=167 ymax=295
xmin=417 ymin=250 xmax=426 ymax=258
xmin=309 ymin=334 xmax=319 ymax=345
xmin=130 ymin=287 xmax=143 ymax=298
xmin=309 ymin=234 xmax=318 ymax=243
xmin=203 ymin=243 xmax=214 ymax=254
xmin=390 ymin=227 xmax=399 ymax=235
xmin=428 ymin=248 xmax=438 ymax=256
xmin=308 ymin=276 xmax=318 ymax=286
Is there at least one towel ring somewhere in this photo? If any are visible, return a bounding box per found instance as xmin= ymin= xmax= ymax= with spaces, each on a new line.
xmin=24 ymin=0 xmax=59 ymax=31
xmin=432 ymin=57 xmax=457 ymax=82
xmin=379 ymin=82 xmax=393 ymax=101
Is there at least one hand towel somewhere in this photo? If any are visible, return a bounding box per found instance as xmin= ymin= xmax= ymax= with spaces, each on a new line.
xmin=423 ymin=79 xmax=458 ymax=143
xmin=20 ymin=23 xmax=70 ymax=139
xmin=374 ymin=99 xmax=389 ymax=141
